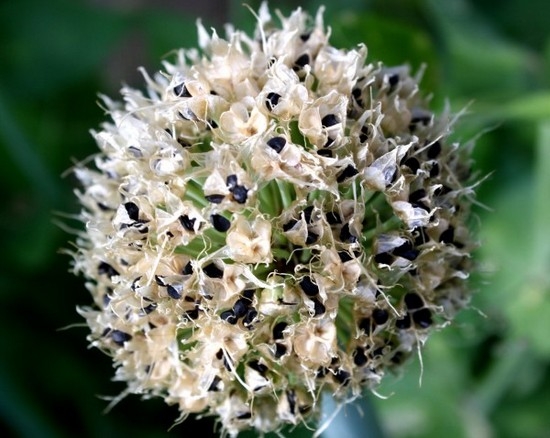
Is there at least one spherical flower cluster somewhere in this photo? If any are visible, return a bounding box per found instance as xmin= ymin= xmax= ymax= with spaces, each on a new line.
xmin=71 ymin=4 xmax=477 ymax=436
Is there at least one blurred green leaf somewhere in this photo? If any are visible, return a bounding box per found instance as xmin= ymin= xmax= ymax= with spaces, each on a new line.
xmin=497 ymin=93 xmax=550 ymax=121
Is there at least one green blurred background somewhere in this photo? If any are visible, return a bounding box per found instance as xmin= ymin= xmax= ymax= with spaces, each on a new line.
xmin=1 ymin=0 xmax=549 ymax=436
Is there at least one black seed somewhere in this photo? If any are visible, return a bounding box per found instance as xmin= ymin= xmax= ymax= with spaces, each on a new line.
xmin=313 ymin=298 xmax=326 ymax=316
xmin=413 ymin=308 xmax=433 ymax=328
xmin=339 ymin=223 xmax=357 ymax=243
xmin=372 ymin=346 xmax=385 ymax=357
xmin=293 ymin=53 xmax=310 ymax=70
xmin=232 ymin=185 xmax=248 ymax=204
xmin=243 ymin=308 xmax=258 ymax=326
xmin=401 ymin=156 xmax=420 ymax=174
xmin=273 ymin=322 xmax=288 ymax=340
xmin=204 ymin=263 xmax=224 ymax=278
xmin=242 ymin=289 xmax=255 ymax=301
xmin=439 ymin=226 xmax=455 ymax=244
xmin=166 ymin=285 xmax=182 ymax=299
xmin=211 ymin=214 xmax=231 ymax=232
xmin=326 ymin=211 xmax=341 ymax=225
xmin=411 ymin=113 xmax=432 ymax=126
xmin=267 ymin=136 xmax=287 ymax=153
xmin=185 ymin=307 xmax=199 ymax=320
xmin=391 ymin=351 xmax=404 ymax=364
xmin=338 ymin=251 xmax=353 ymax=262
xmin=303 ymin=206 xmax=314 ymax=223
xmin=392 ymin=241 xmax=419 ymax=261
xmin=299 ymin=276 xmax=319 ymax=296
xmin=233 ymin=298 xmax=249 ymax=318
xmin=354 ymin=347 xmax=368 ymax=367
xmin=283 ymin=219 xmax=298 ymax=232
xmin=413 ymin=227 xmax=429 ymax=246
xmin=434 ymin=185 xmax=452 ymax=196
xmin=372 ymin=308 xmax=389 ymax=325
xmin=154 ymin=275 xmax=166 ymax=286
xmin=220 ymin=310 xmax=237 ymax=324
xmin=248 ymin=360 xmax=268 ymax=376
xmin=427 ymin=141 xmax=442 ymax=159
xmin=236 ymin=412 xmax=252 ymax=420
xmin=226 ymin=174 xmax=238 ymax=190
xmin=334 ymin=369 xmax=351 ymax=386
xmin=352 ymin=87 xmax=362 ymax=102
xmin=286 ymin=390 xmax=297 ymax=415
xmin=337 ymin=164 xmax=359 ymax=183
xmin=300 ymin=32 xmax=311 ymax=41
xmin=98 ymin=262 xmax=119 ymax=278
xmin=208 ymin=119 xmax=218 ymax=129
xmin=404 ymin=292 xmax=424 ymax=310
xmin=205 ymin=194 xmax=225 ymax=204
xmin=208 ymin=376 xmax=221 ymax=391
xmin=274 ymin=342 xmax=287 ymax=358
xmin=173 ymin=83 xmax=191 ymax=97
xmin=388 ymin=73 xmax=399 ymax=88
xmin=215 ymin=349 xmax=223 ymax=359
xmin=324 ymin=137 xmax=335 ymax=148
xmin=182 ymin=261 xmax=193 ymax=275
xmin=409 ymin=189 xmax=426 ymax=203
xmin=111 ymin=330 xmax=132 ymax=346
xmin=430 ymin=162 xmax=440 ymax=177
xmin=306 ymin=230 xmax=319 ymax=244
xmin=321 ymin=114 xmax=339 ymax=128
xmin=317 ymin=149 xmax=333 ymax=158
xmin=177 ymin=138 xmax=191 ymax=147
xmin=359 ymin=126 xmax=370 ymax=143
xmin=179 ymin=215 xmax=196 ymax=231
xmin=97 ymin=202 xmax=111 ymax=211
xmin=395 ymin=314 xmax=411 ymax=329
xmin=359 ymin=317 xmax=372 ymax=335
xmin=374 ymin=252 xmax=393 ymax=265
xmin=124 ymin=201 xmax=140 ymax=221
xmin=266 ymin=92 xmax=281 ymax=111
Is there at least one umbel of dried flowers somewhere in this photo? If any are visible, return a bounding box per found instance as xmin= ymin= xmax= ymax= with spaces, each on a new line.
xmin=70 ymin=3 xmax=476 ymax=436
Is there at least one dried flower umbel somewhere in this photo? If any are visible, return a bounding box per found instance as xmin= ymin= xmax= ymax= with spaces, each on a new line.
xmin=70 ymin=4 xmax=477 ymax=436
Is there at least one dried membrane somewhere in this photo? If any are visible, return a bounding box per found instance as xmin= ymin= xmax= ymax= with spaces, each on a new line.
xmin=70 ymin=4 xmax=477 ymax=436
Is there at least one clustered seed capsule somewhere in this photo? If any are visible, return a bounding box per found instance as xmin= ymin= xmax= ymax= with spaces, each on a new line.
xmin=71 ymin=4 xmax=477 ymax=437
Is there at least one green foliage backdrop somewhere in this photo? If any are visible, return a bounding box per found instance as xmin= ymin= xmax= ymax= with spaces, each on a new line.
xmin=1 ymin=0 xmax=548 ymax=437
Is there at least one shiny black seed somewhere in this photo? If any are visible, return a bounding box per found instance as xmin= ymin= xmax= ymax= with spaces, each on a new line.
xmin=409 ymin=189 xmax=426 ymax=203
xmin=316 ymin=367 xmax=328 ymax=378
xmin=434 ymin=185 xmax=452 ymax=196
xmin=185 ymin=307 xmax=199 ymax=320
xmin=274 ymin=342 xmax=287 ymax=358
xmin=173 ymin=83 xmax=191 ymax=97
xmin=211 ymin=214 xmax=231 ymax=232
xmin=267 ymin=136 xmax=286 ymax=153
xmin=300 ymin=32 xmax=311 ymax=41
xmin=220 ymin=310 xmax=237 ymax=324
xmin=303 ymin=206 xmax=314 ymax=223
xmin=226 ymin=174 xmax=238 ymax=190
xmin=124 ymin=202 xmax=140 ymax=221
xmin=283 ymin=219 xmax=297 ymax=231
xmin=306 ymin=230 xmax=319 ymax=244
xmin=313 ymin=298 xmax=326 ymax=316
xmin=401 ymin=156 xmax=420 ymax=174
xmin=372 ymin=308 xmax=389 ymax=325
xmin=205 ymin=194 xmax=225 ymax=204
xmin=300 ymin=276 xmax=319 ymax=296
xmin=111 ymin=330 xmax=132 ymax=346
xmin=391 ymin=351 xmax=404 ymax=364
xmin=293 ymin=53 xmax=310 ymax=70
xmin=236 ymin=412 xmax=252 ymax=420
xmin=354 ymin=347 xmax=368 ymax=367
xmin=317 ymin=148 xmax=333 ymax=157
xmin=413 ymin=308 xmax=433 ymax=328
xmin=334 ymin=369 xmax=351 ymax=386
xmin=248 ymin=360 xmax=268 ymax=376
xmin=339 ymin=223 xmax=357 ymax=243
xmin=287 ymin=390 xmax=297 ymax=415
xmin=97 ymin=202 xmax=111 ymax=211
xmin=243 ymin=308 xmax=258 ymax=326
xmin=352 ymin=87 xmax=362 ymax=101
xmin=430 ymin=162 xmax=440 ymax=177
xmin=388 ymin=73 xmax=399 ymax=88
xmin=359 ymin=126 xmax=370 ymax=143
xmin=374 ymin=252 xmax=393 ymax=265
xmin=208 ymin=376 xmax=221 ymax=391
xmin=326 ymin=211 xmax=341 ymax=225
xmin=232 ymin=185 xmax=248 ymax=204
xmin=102 ymin=294 xmax=111 ymax=307
xmin=372 ymin=346 xmax=385 ymax=357
xmin=324 ymin=137 xmax=335 ymax=148
xmin=404 ymin=292 xmax=424 ymax=310
xmin=427 ymin=141 xmax=442 ymax=159
xmin=266 ymin=92 xmax=281 ymax=111
xmin=98 ymin=262 xmax=119 ymax=278
xmin=154 ymin=275 xmax=165 ymax=286
xmin=177 ymin=138 xmax=191 ymax=147
xmin=182 ymin=261 xmax=193 ymax=275
xmin=395 ymin=314 xmax=412 ymax=329
xmin=179 ymin=215 xmax=196 ymax=231
xmin=338 ymin=251 xmax=353 ymax=262
xmin=273 ymin=322 xmax=288 ymax=340
xmin=337 ymin=164 xmax=359 ymax=183
xmin=359 ymin=317 xmax=372 ymax=334
xmin=215 ymin=349 xmax=223 ymax=359
xmin=208 ymin=119 xmax=218 ymax=129
xmin=242 ymin=289 xmax=255 ymax=300
xmin=413 ymin=227 xmax=429 ymax=246
xmin=166 ymin=285 xmax=182 ymax=299
xmin=321 ymin=114 xmax=339 ymax=128
xmin=439 ymin=226 xmax=455 ymax=244
xmin=204 ymin=263 xmax=223 ymax=278
xmin=392 ymin=241 xmax=419 ymax=261
xmin=233 ymin=298 xmax=249 ymax=318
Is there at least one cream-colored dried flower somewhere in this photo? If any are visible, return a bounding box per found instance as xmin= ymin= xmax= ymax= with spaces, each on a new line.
xmin=69 ymin=3 xmax=477 ymax=436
